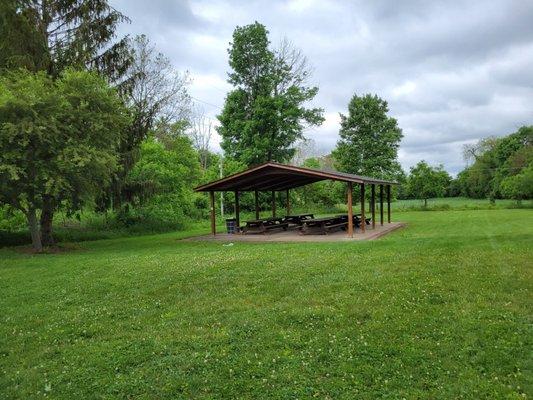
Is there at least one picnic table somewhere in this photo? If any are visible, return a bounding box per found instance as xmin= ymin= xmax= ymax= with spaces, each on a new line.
xmin=335 ymin=214 xmax=372 ymax=227
xmin=299 ymin=216 xmax=348 ymax=235
xmin=243 ymin=217 xmax=289 ymax=234
xmin=283 ymin=213 xmax=314 ymax=226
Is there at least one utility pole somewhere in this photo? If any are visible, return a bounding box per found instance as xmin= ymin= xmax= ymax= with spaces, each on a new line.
xmin=219 ymin=157 xmax=224 ymax=218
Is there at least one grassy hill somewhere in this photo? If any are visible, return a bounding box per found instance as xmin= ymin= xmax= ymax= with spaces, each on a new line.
xmin=1 ymin=209 xmax=532 ymax=398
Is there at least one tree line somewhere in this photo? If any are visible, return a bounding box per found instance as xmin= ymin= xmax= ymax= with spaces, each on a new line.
xmin=0 ymin=4 xmax=531 ymax=251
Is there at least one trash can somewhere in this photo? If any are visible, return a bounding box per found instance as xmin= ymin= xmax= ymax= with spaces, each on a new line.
xmin=225 ymin=218 xmax=237 ymax=234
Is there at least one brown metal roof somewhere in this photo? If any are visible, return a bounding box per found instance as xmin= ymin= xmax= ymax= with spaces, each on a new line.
xmin=194 ymin=162 xmax=397 ymax=192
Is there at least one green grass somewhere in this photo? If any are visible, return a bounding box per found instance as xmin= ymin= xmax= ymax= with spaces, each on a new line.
xmin=1 ymin=209 xmax=532 ymax=399
xmin=393 ymin=197 xmax=532 ymax=211
xmin=2 ymin=197 xmax=531 ymax=247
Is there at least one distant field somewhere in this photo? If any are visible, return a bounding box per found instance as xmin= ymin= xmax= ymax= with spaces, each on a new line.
xmin=1 ymin=209 xmax=532 ymax=398
xmin=393 ymin=197 xmax=532 ymax=211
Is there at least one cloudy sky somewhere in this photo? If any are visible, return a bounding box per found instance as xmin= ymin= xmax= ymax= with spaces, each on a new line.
xmin=110 ymin=0 xmax=533 ymax=175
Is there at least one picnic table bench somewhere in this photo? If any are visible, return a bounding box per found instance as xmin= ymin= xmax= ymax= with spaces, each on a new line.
xmin=243 ymin=217 xmax=289 ymax=234
xmin=283 ymin=213 xmax=314 ymax=226
xmin=299 ymin=216 xmax=348 ymax=235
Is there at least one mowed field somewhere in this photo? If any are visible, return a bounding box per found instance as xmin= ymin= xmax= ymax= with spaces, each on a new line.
xmin=1 ymin=209 xmax=532 ymax=399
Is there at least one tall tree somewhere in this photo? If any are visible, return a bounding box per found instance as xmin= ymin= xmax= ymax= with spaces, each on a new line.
xmin=332 ymin=94 xmax=403 ymax=180
xmin=0 ymin=0 xmax=132 ymax=80
xmin=407 ymin=161 xmax=451 ymax=206
xmin=0 ymin=69 xmax=129 ymax=251
xmin=111 ymin=35 xmax=192 ymax=207
xmin=187 ymin=106 xmax=213 ymax=170
xmin=218 ymin=22 xmax=324 ymax=166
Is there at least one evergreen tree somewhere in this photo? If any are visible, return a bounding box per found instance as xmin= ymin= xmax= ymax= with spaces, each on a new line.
xmin=0 ymin=0 xmax=132 ymax=81
xmin=332 ymin=94 xmax=403 ymax=180
xmin=218 ymin=22 xmax=324 ymax=166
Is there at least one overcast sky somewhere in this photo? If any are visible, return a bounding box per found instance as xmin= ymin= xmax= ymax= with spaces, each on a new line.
xmin=110 ymin=0 xmax=533 ymax=175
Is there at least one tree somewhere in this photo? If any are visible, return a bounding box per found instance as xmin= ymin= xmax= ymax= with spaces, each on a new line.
xmin=110 ymin=35 xmax=192 ymax=207
xmin=1 ymin=0 xmax=134 ymax=245
xmin=297 ymin=157 xmax=342 ymax=208
xmin=457 ymin=126 xmax=533 ymax=199
xmin=218 ymin=22 xmax=324 ymax=166
xmin=332 ymin=94 xmax=403 ymax=180
xmin=187 ymin=106 xmax=213 ymax=170
xmin=462 ymin=137 xmax=498 ymax=164
xmin=407 ymin=161 xmax=451 ymax=206
xmin=0 ymin=69 xmax=129 ymax=251
xmin=291 ymin=138 xmax=319 ymax=166
xmin=499 ymin=165 xmax=533 ymax=203
xmin=118 ymin=135 xmax=201 ymax=230
xmin=0 ymin=0 xmax=132 ymax=80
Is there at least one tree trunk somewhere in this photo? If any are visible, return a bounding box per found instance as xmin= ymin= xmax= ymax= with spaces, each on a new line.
xmin=424 ymin=198 xmax=427 ymax=207
xmin=27 ymin=208 xmax=43 ymax=252
xmin=40 ymin=195 xmax=55 ymax=246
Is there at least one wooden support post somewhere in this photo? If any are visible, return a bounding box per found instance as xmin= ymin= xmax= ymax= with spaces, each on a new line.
xmin=286 ymin=189 xmax=290 ymax=216
xmin=271 ymin=191 xmax=276 ymax=218
xmin=347 ymin=182 xmax=353 ymax=237
xmin=209 ymin=191 xmax=216 ymax=236
xmin=379 ymin=184 xmax=384 ymax=226
xmin=387 ymin=185 xmax=391 ymax=223
xmin=371 ymin=184 xmax=376 ymax=229
xmin=360 ymin=183 xmax=366 ymax=233
xmin=234 ymin=190 xmax=240 ymax=229
xmin=254 ymin=190 xmax=259 ymax=220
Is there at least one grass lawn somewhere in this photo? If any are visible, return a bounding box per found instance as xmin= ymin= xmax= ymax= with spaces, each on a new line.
xmin=1 ymin=209 xmax=532 ymax=399
xmin=393 ymin=197 xmax=532 ymax=211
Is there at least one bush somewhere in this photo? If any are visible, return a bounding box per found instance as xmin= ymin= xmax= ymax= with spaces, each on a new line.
xmin=0 ymin=206 xmax=26 ymax=231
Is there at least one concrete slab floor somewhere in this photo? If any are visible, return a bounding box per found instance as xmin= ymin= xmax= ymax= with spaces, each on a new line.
xmin=183 ymin=222 xmax=405 ymax=243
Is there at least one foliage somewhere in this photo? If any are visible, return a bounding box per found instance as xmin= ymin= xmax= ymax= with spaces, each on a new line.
xmin=107 ymin=35 xmax=193 ymax=209
xmin=405 ymin=161 xmax=452 ymax=206
xmin=0 ymin=0 xmax=137 ymax=247
xmin=1 ymin=210 xmax=531 ymax=398
xmin=332 ymin=93 xmax=403 ymax=180
xmin=218 ymin=22 xmax=324 ymax=166
xmin=457 ymin=126 xmax=533 ymax=199
xmin=499 ymin=164 xmax=533 ymax=202
xmin=0 ymin=69 xmax=129 ymax=250
xmin=122 ymin=136 xmax=202 ymax=228
xmin=0 ymin=0 xmax=131 ymax=81
xmin=201 ymin=155 xmax=247 ymax=185
xmin=294 ymin=157 xmax=344 ymax=208
xmin=119 ymin=35 xmax=191 ymax=158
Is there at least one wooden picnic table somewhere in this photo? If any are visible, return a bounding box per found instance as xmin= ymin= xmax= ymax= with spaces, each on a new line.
xmin=299 ymin=216 xmax=347 ymax=235
xmin=335 ymin=214 xmax=372 ymax=227
xmin=243 ymin=217 xmax=288 ymax=234
xmin=283 ymin=213 xmax=314 ymax=225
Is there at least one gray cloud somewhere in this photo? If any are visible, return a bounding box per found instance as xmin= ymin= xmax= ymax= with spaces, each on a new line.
xmin=110 ymin=0 xmax=533 ymax=175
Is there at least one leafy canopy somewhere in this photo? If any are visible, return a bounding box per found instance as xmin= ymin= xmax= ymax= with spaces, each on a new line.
xmin=407 ymin=161 xmax=451 ymax=205
xmin=457 ymin=126 xmax=532 ymax=199
xmin=0 ymin=69 xmax=129 ymax=249
xmin=332 ymin=94 xmax=403 ymax=180
xmin=218 ymin=22 xmax=324 ymax=166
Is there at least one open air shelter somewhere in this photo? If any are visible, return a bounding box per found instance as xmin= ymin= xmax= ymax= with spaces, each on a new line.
xmin=194 ymin=162 xmax=397 ymax=238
